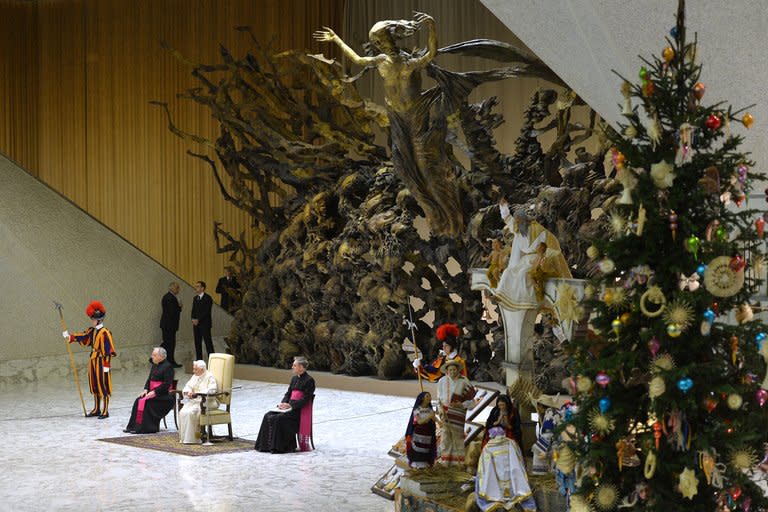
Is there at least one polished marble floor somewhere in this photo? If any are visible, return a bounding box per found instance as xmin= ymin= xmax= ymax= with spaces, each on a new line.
xmin=0 ymin=370 xmax=415 ymax=512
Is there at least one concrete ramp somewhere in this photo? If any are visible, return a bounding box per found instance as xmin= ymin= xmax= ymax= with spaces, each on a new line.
xmin=0 ymin=154 xmax=231 ymax=384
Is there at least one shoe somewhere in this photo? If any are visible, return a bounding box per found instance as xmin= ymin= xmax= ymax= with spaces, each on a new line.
xmin=172 ymin=363 xmax=183 ymax=368
xmin=98 ymin=413 xmax=109 ymax=419
xmin=123 ymin=428 xmax=135 ymax=433
xmin=86 ymin=411 xmax=101 ymax=417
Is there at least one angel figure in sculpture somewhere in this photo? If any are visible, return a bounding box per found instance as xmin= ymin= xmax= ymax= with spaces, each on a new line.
xmin=314 ymin=13 xmax=464 ymax=236
xmin=494 ymin=199 xmax=571 ymax=309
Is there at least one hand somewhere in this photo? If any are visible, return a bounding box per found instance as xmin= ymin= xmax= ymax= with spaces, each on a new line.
xmin=412 ymin=359 xmax=422 ymax=369
xmin=140 ymin=390 xmax=148 ymax=397
xmin=192 ymin=319 xmax=199 ymax=326
xmin=277 ymin=402 xmax=290 ymax=410
xmin=62 ymin=330 xmax=70 ymax=338
xmin=313 ymin=27 xmax=336 ymax=42
xmin=413 ymin=12 xmax=433 ymax=26
xmin=146 ymin=391 xmax=156 ymax=399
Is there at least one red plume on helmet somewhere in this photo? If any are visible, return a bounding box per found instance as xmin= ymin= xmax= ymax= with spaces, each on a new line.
xmin=86 ymin=300 xmax=106 ymax=320
xmin=436 ymin=323 xmax=460 ymax=342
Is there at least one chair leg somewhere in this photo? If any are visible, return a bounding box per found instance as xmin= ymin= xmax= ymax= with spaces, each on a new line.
xmin=162 ymin=415 xmax=167 ymax=430
xmin=228 ymin=423 xmax=233 ymax=441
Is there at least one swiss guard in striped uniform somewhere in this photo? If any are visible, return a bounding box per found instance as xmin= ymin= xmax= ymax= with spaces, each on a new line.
xmin=63 ymin=301 xmax=116 ymax=418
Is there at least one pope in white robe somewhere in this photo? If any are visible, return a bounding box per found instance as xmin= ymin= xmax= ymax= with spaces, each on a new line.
xmin=475 ymin=426 xmax=536 ymax=511
xmin=178 ymin=360 xmax=219 ymax=444
xmin=495 ymin=200 xmax=571 ymax=310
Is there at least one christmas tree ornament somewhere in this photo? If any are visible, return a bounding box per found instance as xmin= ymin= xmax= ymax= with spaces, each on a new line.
xmin=735 ymin=303 xmax=754 ymax=324
xmin=612 ymin=318 xmax=622 ymax=335
xmin=729 ymin=254 xmax=745 ymax=272
xmin=715 ymin=225 xmax=728 ymax=241
xmin=678 ymin=272 xmax=700 ymax=291
xmin=662 ymin=46 xmax=675 ymax=63
xmin=696 ymin=263 xmax=707 ymax=276
xmin=678 ymin=467 xmax=699 ymax=500
xmin=705 ymin=219 xmax=720 ymax=241
xmin=756 ymin=388 xmax=768 ymax=407
xmin=624 ymin=125 xmax=637 ymax=138
xmin=594 ymin=483 xmax=619 ymax=511
xmin=610 ymin=211 xmax=626 ymax=235
xmin=647 ymin=336 xmax=661 ymax=356
xmin=639 ymin=66 xmax=648 ymax=80
xmin=598 ymin=258 xmax=615 ymax=274
xmin=649 ymin=376 xmax=666 ymax=399
xmin=616 ymin=438 xmax=641 ymax=470
xmin=728 ymin=447 xmax=758 ymax=470
xmin=675 ymin=123 xmax=695 ymax=165
xmin=737 ymin=163 xmax=748 ymax=185
xmin=576 ymin=375 xmax=592 ymax=394
xmin=599 ymin=397 xmax=611 ymax=413
xmin=621 ymin=81 xmax=633 ymax=116
xmin=726 ymin=393 xmax=743 ymax=410
xmin=700 ymin=307 xmax=716 ymax=336
xmin=589 ymin=410 xmax=616 ymax=435
xmin=652 ymin=421 xmax=663 ymax=450
xmin=684 ymin=235 xmax=700 ymax=260
xmin=636 ymin=203 xmax=647 ymax=235
xmin=712 ymin=302 xmax=719 ymax=315
xmin=703 ymin=256 xmax=745 ymax=297
xmin=669 ymin=210 xmax=678 ymax=240
xmin=653 ymin=353 xmax=676 ymax=372
xmin=730 ymin=335 xmax=739 ymax=365
xmin=755 ymin=332 xmax=766 ymax=345
xmin=693 ymin=82 xmax=706 ymax=100
xmin=595 ymin=371 xmax=611 ymax=388
xmin=705 ymin=114 xmax=722 ymax=130
xmin=666 ymin=323 xmax=682 ymax=338
xmin=650 ymin=160 xmax=676 ymax=189
xmin=742 ymin=112 xmax=754 ymax=128
xmin=703 ymin=395 xmax=718 ymax=413
xmin=699 ymin=449 xmax=717 ymax=485
xmin=620 ymin=312 xmax=631 ymax=325
xmin=644 ymin=450 xmax=657 ymax=478
xmin=677 ymin=377 xmax=693 ymax=393
xmin=604 ymin=287 xmax=628 ymax=310
xmin=698 ymin=166 xmax=721 ymax=194
xmin=647 ymin=115 xmax=662 ymax=149
xmin=616 ymin=168 xmax=638 ymax=205
xmin=586 ymin=245 xmax=600 ymax=260
xmin=640 ymin=286 xmax=666 ymax=317
xmin=642 ymin=79 xmax=655 ymax=97
xmin=663 ymin=299 xmax=693 ymax=330
xmin=756 ymin=217 xmax=765 ymax=239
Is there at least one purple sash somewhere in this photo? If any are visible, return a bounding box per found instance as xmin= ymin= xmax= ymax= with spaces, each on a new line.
xmin=136 ymin=380 xmax=163 ymax=425
xmin=291 ymin=390 xmax=313 ymax=451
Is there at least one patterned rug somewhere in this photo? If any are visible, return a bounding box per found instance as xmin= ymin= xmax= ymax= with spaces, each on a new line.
xmin=98 ymin=431 xmax=254 ymax=456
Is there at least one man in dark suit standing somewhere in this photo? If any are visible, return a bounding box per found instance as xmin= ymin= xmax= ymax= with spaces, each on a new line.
xmin=191 ymin=280 xmax=214 ymax=361
xmin=160 ymin=281 xmax=183 ymax=368
xmin=215 ymin=267 xmax=241 ymax=314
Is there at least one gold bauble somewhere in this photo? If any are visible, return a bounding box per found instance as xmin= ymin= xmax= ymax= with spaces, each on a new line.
xmin=727 ymin=393 xmax=743 ymax=410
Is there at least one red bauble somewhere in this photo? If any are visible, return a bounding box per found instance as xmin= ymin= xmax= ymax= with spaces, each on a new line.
xmin=705 ymin=114 xmax=722 ymax=130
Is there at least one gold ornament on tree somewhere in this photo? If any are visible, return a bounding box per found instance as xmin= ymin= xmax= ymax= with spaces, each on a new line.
xmin=662 ymin=299 xmax=694 ymax=331
xmin=640 ymin=286 xmax=666 ymax=317
xmin=678 ymin=467 xmax=699 ymax=500
xmin=594 ymin=483 xmax=620 ymax=511
xmin=703 ymin=256 xmax=745 ymax=297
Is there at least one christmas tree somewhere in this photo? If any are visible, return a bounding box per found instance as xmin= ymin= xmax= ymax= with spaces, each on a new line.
xmin=563 ymin=1 xmax=768 ymax=510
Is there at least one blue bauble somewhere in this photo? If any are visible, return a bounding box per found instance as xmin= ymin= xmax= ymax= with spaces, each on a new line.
xmin=696 ymin=264 xmax=706 ymax=276
xmin=703 ymin=308 xmax=716 ymax=323
xmin=599 ymin=397 xmax=611 ymax=413
xmin=670 ymin=26 xmax=678 ymax=38
xmin=677 ymin=377 xmax=693 ymax=393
